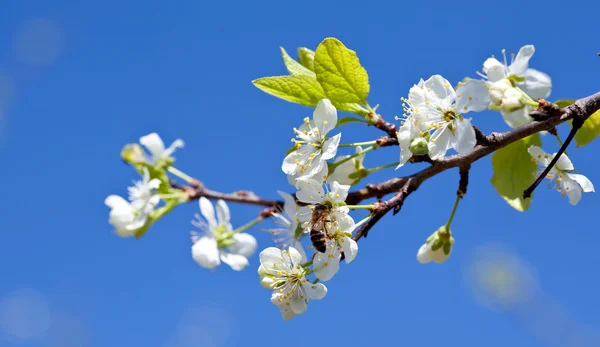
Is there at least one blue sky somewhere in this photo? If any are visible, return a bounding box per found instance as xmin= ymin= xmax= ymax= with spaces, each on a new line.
xmin=1 ymin=0 xmax=599 ymax=346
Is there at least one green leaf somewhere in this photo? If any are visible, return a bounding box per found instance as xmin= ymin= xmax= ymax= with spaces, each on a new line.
xmin=490 ymin=133 xmax=541 ymax=211
xmin=336 ymin=116 xmax=368 ymax=127
xmin=314 ymin=37 xmax=370 ymax=105
xmin=280 ymin=47 xmax=315 ymax=77
xmin=332 ymin=101 xmax=369 ymax=116
xmin=554 ymin=99 xmax=576 ymax=108
xmin=297 ymin=47 xmax=315 ymax=71
xmin=574 ymin=110 xmax=600 ymax=147
xmin=253 ymin=75 xmax=326 ymax=107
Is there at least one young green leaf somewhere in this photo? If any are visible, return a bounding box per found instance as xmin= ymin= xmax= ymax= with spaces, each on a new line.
xmin=490 ymin=133 xmax=541 ymax=211
xmin=554 ymin=99 xmax=576 ymax=108
xmin=314 ymin=37 xmax=370 ymax=105
xmin=574 ymin=110 xmax=600 ymax=147
xmin=252 ymin=75 xmax=326 ymax=106
xmin=280 ymin=47 xmax=315 ymax=77
xmin=297 ymin=47 xmax=315 ymax=71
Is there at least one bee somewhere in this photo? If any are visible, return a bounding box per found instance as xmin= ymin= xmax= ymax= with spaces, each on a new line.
xmin=309 ymin=203 xmax=331 ymax=253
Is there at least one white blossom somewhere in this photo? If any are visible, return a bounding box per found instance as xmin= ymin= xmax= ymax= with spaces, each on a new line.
xmin=528 ymin=146 xmax=594 ymax=205
xmin=104 ymin=169 xmax=161 ymax=237
xmin=479 ymin=45 xmax=552 ymax=128
xmin=326 ymin=146 xmax=366 ymax=186
xmin=417 ymin=227 xmax=454 ymax=264
xmin=403 ymin=75 xmax=489 ymax=160
xmin=396 ymin=114 xmax=429 ymax=168
xmin=295 ymin=178 xmax=357 ymax=281
xmin=263 ymin=191 xmax=310 ymax=262
xmin=138 ymin=132 xmax=184 ymax=165
xmin=191 ymin=197 xmax=257 ymax=271
xmin=258 ymin=247 xmax=327 ymax=320
xmin=282 ymin=99 xmax=341 ymax=180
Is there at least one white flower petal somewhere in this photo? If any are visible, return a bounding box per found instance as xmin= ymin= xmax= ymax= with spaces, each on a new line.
xmin=163 ymin=139 xmax=184 ymax=158
xmin=333 ymin=211 xmax=355 ymax=232
xmin=321 ymin=133 xmax=341 ymax=160
xmin=527 ymin=145 xmax=551 ymax=167
xmin=423 ymin=75 xmax=456 ymax=105
xmin=192 ymin=236 xmax=221 ymax=269
xmin=428 ymin=127 xmax=453 ymax=160
xmin=330 ymin=181 xmax=350 ymax=202
xmin=229 ymin=233 xmax=257 ymax=258
xmin=416 ymin=243 xmax=433 ymax=264
xmin=432 ymin=248 xmax=450 ymax=264
xmin=521 ymin=68 xmax=552 ymax=100
xmin=483 ymin=57 xmax=506 ymax=83
xmin=340 ymin=236 xmax=358 ymax=264
xmin=326 ymin=155 xmax=355 ymax=186
xmin=139 ymin=133 xmax=166 ymax=160
xmin=554 ymin=153 xmax=574 ymax=171
xmin=561 ymin=176 xmax=583 ymax=206
xmin=105 ymin=195 xmax=129 ymax=210
xmin=216 ymin=199 xmax=231 ymax=226
xmin=290 ymin=293 xmax=307 ymax=314
xmin=290 ymin=240 xmax=307 ymax=263
xmin=220 ymin=252 xmax=249 ymax=271
xmin=305 ymin=282 xmax=327 ymax=300
xmin=313 ymin=246 xmax=340 ymax=281
xmin=509 ymin=45 xmax=535 ymax=76
xmin=501 ymin=106 xmax=532 ymax=128
xmin=295 ymin=178 xmax=324 ymax=204
xmin=282 ymin=151 xmax=300 ymax=175
xmin=199 ymin=197 xmax=217 ymax=228
xmin=277 ymin=191 xmax=298 ymax=220
xmin=314 ymin=99 xmax=337 ymax=136
xmin=260 ymin=247 xmax=286 ymax=270
xmin=452 ymin=118 xmax=476 ymax=154
xmin=288 ymin=246 xmax=303 ymax=266
xmin=567 ymin=173 xmax=595 ymax=193
xmin=456 ymin=79 xmax=490 ymax=112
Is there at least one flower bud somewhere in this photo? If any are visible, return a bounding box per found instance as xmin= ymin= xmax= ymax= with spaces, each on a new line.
xmin=500 ymin=88 xmax=525 ymax=113
xmin=416 ymin=226 xmax=454 ymax=264
xmin=121 ymin=144 xmax=144 ymax=164
xmin=489 ymin=79 xmax=513 ymax=105
xmin=409 ymin=137 xmax=429 ymax=155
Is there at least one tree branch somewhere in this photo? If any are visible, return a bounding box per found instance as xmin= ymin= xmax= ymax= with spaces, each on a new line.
xmin=347 ymin=91 xmax=600 ymax=239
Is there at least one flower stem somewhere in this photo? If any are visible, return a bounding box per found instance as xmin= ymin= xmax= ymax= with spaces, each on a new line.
xmin=167 ymin=166 xmax=195 ymax=184
xmin=330 ymin=145 xmax=376 ymax=169
xmin=346 ymin=205 xmax=373 ymax=210
xmin=366 ymin=162 xmax=400 ymax=173
xmin=312 ymin=278 xmax=320 ymax=284
xmin=337 ymin=140 xmax=378 ymax=148
xmin=353 ymin=214 xmax=373 ymax=230
xmin=232 ymin=216 xmax=264 ymax=234
xmin=300 ymin=260 xmax=313 ymax=268
xmin=516 ymin=87 xmax=539 ymax=107
xmin=445 ymin=195 xmax=461 ymax=229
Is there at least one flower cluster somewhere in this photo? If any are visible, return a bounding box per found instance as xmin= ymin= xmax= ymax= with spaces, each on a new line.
xmin=103 ymin=41 xmax=597 ymax=322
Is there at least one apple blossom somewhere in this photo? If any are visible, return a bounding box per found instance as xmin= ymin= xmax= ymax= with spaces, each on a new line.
xmin=259 ymin=247 xmax=327 ymax=320
xmin=104 ymin=169 xmax=161 ymax=237
xmin=191 ymin=197 xmax=257 ymax=271
xmin=282 ymin=99 xmax=341 ymax=179
xmin=138 ymin=132 xmax=184 ymax=166
xmin=528 ymin=146 xmax=594 ymax=205
xmin=479 ymin=46 xmax=552 ymax=128
xmin=402 ymin=75 xmax=489 ymax=160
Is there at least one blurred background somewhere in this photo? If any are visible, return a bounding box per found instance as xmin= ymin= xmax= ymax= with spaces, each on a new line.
xmin=1 ymin=0 xmax=599 ymax=346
